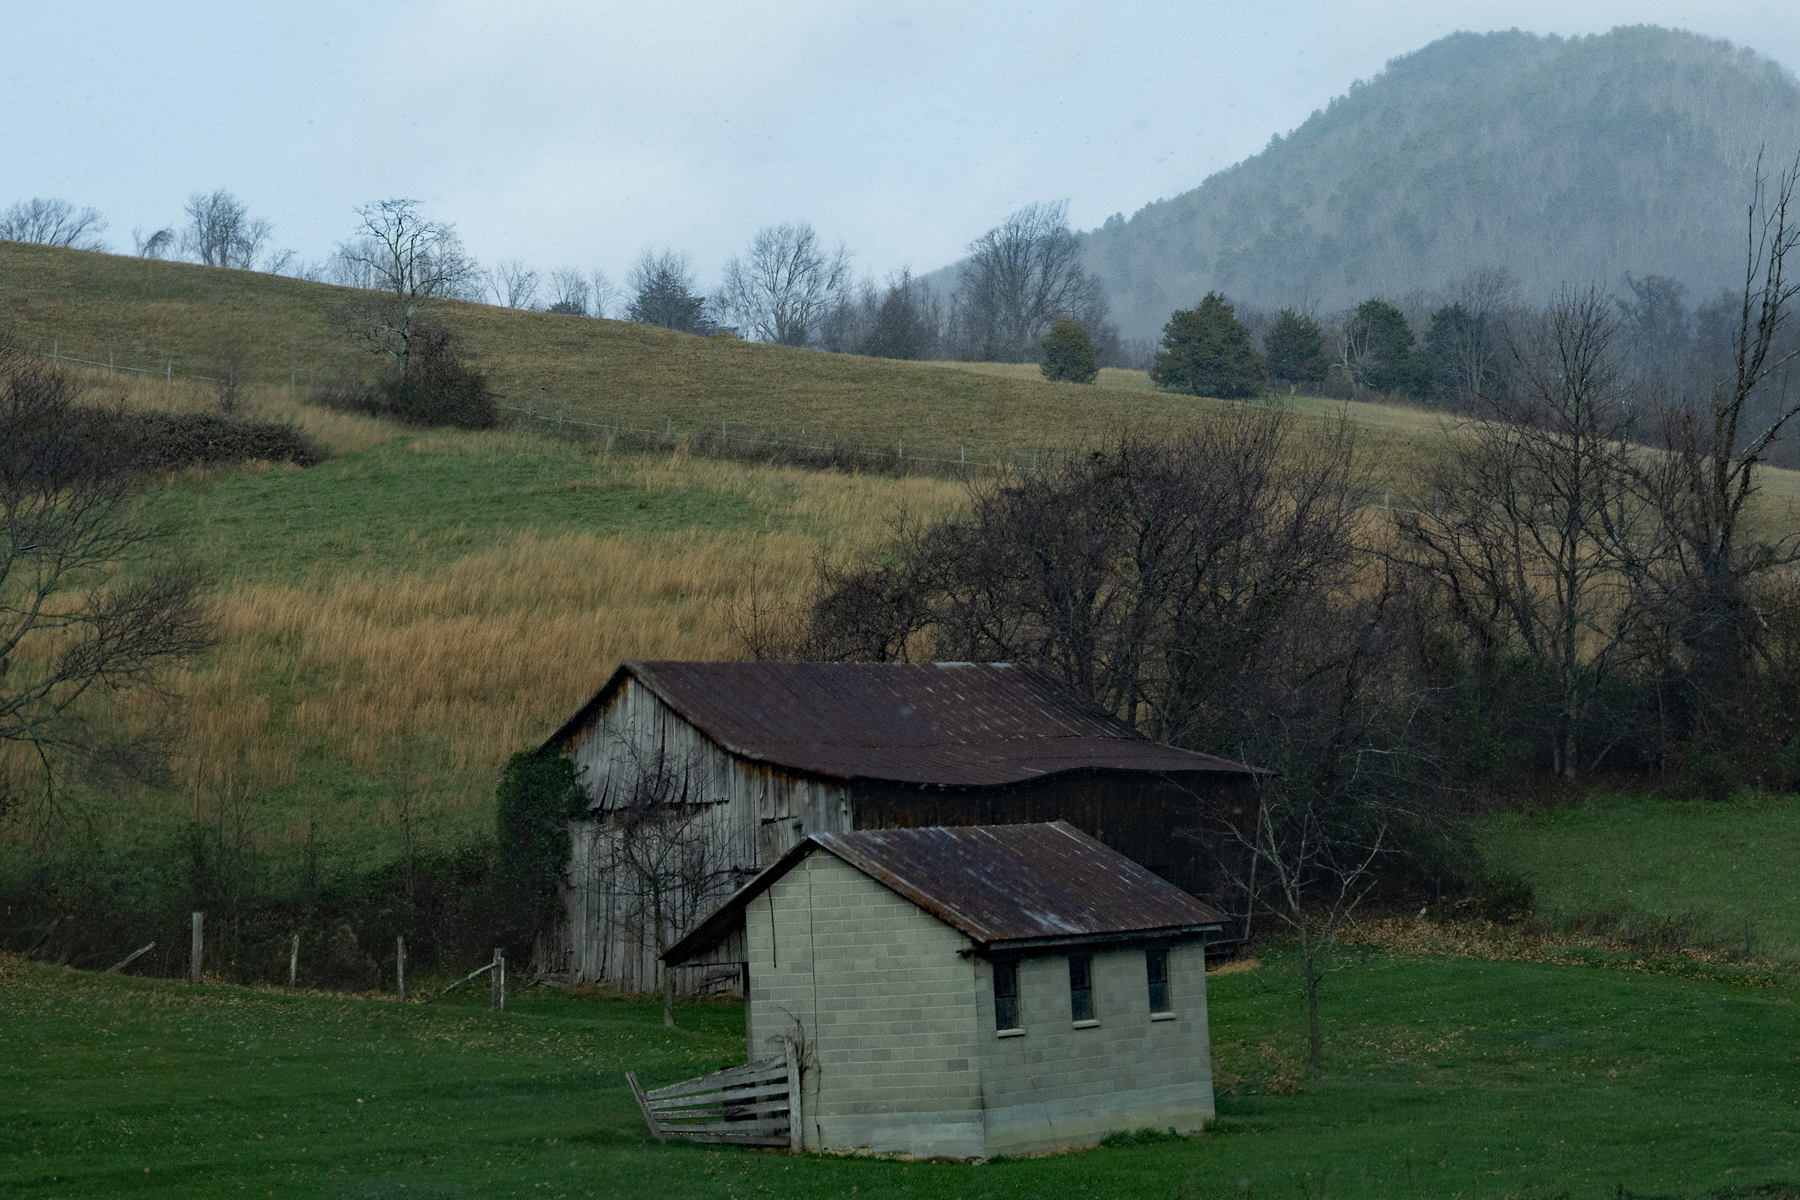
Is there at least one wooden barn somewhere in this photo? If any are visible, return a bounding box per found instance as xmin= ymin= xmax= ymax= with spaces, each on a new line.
xmin=537 ymin=660 xmax=1261 ymax=992
xmin=658 ymin=821 xmax=1225 ymax=1158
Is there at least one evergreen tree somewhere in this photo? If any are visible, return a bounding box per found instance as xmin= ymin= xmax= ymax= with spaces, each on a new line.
xmin=1345 ymin=299 xmax=1430 ymax=396
xmin=1150 ymin=293 xmax=1265 ymax=397
xmin=1264 ymin=309 xmax=1329 ymax=387
xmin=1039 ymin=317 xmax=1100 ymax=383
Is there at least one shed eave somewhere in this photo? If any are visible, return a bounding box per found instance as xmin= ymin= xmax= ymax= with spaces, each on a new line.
xmin=969 ymin=923 xmax=1224 ymax=956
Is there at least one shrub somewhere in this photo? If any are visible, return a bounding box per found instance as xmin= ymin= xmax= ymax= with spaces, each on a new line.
xmin=314 ymin=322 xmax=497 ymax=430
xmin=380 ymin=322 xmax=497 ymax=429
xmin=1039 ymin=317 xmax=1099 ymax=383
xmin=118 ymin=410 xmax=323 ymax=469
xmin=494 ymin=752 xmax=589 ymax=958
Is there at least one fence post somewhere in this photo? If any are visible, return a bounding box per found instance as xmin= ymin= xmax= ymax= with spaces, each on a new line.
xmin=167 ymin=359 xmax=172 ymax=383
xmin=786 ymin=1039 xmax=803 ymax=1152
xmin=190 ymin=912 xmax=204 ymax=983
xmin=491 ymin=948 xmax=505 ymax=1011
xmin=52 ymin=340 xmax=57 ymax=362
xmin=108 ymin=350 xmax=114 ymax=374
xmin=288 ymin=933 xmax=299 ymax=991
xmin=396 ymin=936 xmax=407 ymax=1002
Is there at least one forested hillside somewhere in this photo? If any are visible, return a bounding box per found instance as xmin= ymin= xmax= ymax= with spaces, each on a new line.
xmin=1085 ymin=26 xmax=1800 ymax=339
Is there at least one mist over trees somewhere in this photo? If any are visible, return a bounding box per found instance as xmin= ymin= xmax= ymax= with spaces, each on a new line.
xmin=625 ymin=250 xmax=713 ymax=335
xmin=945 ymin=201 xmax=1116 ymax=362
xmin=1083 ymin=27 xmax=1800 ymax=341
xmin=717 ymin=222 xmax=852 ymax=347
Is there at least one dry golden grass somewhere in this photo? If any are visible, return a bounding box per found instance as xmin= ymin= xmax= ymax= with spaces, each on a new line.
xmin=157 ymin=450 xmax=969 ymax=841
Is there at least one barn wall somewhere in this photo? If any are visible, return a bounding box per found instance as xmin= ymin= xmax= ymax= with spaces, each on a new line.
xmin=850 ymin=772 xmax=1258 ymax=919
xmin=555 ymin=676 xmax=851 ymax=990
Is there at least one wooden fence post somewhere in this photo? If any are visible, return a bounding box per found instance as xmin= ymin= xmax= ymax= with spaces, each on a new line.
xmin=396 ymin=936 xmax=407 ymax=1002
xmin=288 ymin=934 xmax=299 ymax=991
xmin=786 ymin=1039 xmax=803 ymax=1153
xmin=491 ymin=948 xmax=506 ymax=1011
xmin=190 ymin=912 xmax=204 ymax=983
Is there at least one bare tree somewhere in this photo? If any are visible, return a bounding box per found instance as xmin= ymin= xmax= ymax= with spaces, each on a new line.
xmin=489 ymin=259 xmax=540 ymax=310
xmin=545 ymin=268 xmax=590 ymax=315
xmin=590 ymin=269 xmax=621 ymax=320
xmin=181 ymin=190 xmax=271 ymax=269
xmin=0 ymin=343 xmax=214 ymax=834
xmin=599 ymin=747 xmax=736 ymax=1026
xmin=950 ymin=201 xmax=1107 ymax=362
xmin=1231 ymin=781 xmax=1389 ymax=1068
xmin=1399 ymin=289 xmax=1643 ymax=779
xmin=1629 ymin=152 xmax=1800 ymax=746
xmin=332 ymin=199 xmax=482 ymax=378
xmin=0 ymin=198 xmax=108 ymax=250
xmin=717 ymin=222 xmax=852 ymax=347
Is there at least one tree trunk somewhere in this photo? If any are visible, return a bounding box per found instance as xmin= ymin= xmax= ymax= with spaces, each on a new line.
xmin=1303 ymin=925 xmax=1322 ymax=1068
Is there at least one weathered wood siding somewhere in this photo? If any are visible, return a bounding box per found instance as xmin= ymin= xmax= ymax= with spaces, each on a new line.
xmin=556 ymin=677 xmax=852 ymax=992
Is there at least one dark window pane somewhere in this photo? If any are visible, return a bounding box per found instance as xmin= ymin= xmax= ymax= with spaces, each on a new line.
xmin=1069 ymin=954 xmax=1093 ymax=1022
xmin=994 ymin=961 xmax=1019 ymax=1031
xmin=1146 ymin=949 xmax=1170 ymax=1013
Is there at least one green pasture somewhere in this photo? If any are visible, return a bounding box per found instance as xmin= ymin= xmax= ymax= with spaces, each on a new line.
xmin=160 ymin=430 xmax=778 ymax=588
xmin=5 ymin=946 xmax=1796 ymax=1199
xmin=1482 ymin=791 xmax=1800 ymax=961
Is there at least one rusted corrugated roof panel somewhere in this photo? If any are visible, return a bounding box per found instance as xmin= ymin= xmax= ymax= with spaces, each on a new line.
xmin=664 ymin=821 xmax=1225 ymax=965
xmin=544 ymin=661 xmax=1261 ymax=786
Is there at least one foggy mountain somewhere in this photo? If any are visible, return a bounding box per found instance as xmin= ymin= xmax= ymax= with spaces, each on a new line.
xmin=1079 ymin=26 xmax=1800 ymax=341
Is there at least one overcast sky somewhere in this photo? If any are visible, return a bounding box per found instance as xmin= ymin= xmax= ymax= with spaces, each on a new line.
xmin=5 ymin=2 xmax=1797 ymax=295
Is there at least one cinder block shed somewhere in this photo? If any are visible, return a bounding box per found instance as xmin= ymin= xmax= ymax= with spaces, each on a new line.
xmin=662 ymin=820 xmax=1225 ymax=1159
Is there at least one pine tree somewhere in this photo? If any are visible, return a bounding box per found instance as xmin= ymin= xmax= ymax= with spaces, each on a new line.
xmin=1265 ymin=309 xmax=1329 ymax=387
xmin=1150 ymin=293 xmax=1265 ymax=397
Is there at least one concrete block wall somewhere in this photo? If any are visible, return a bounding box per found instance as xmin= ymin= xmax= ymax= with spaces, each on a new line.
xmin=972 ymin=942 xmax=1215 ymax=1155
xmin=745 ymin=852 xmax=985 ymax=1157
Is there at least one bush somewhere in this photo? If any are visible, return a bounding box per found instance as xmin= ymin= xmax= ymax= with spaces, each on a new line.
xmin=1150 ymin=293 xmax=1264 ymax=397
xmin=118 ymin=410 xmax=323 ymax=469
xmin=1039 ymin=317 xmax=1099 ymax=383
xmin=313 ymin=321 xmax=497 ymax=430
xmin=494 ymin=752 xmax=589 ymax=958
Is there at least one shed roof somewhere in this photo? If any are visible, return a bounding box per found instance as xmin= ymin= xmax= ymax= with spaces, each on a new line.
xmin=663 ymin=821 xmax=1226 ymax=965
xmin=544 ymin=660 xmax=1261 ymax=787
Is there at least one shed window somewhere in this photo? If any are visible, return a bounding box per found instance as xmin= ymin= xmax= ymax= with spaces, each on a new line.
xmin=1146 ymin=949 xmax=1171 ymax=1014
xmin=1069 ymin=955 xmax=1094 ymax=1022
xmin=993 ymin=961 xmax=1020 ymax=1032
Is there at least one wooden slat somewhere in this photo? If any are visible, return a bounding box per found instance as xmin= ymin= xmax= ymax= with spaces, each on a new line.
xmin=650 ymin=1101 xmax=791 ymax=1122
xmin=626 ymin=1071 xmax=665 ymax=1142
xmin=644 ymin=1057 xmax=786 ymax=1101
xmin=647 ymin=1080 xmax=792 ymax=1109
xmin=671 ymin=1131 xmax=791 ymax=1147
xmin=652 ymin=1118 xmax=790 ymax=1137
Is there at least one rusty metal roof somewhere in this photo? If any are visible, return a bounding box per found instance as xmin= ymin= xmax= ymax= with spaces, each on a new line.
xmin=543 ymin=660 xmax=1261 ymax=786
xmin=664 ymin=821 xmax=1226 ymax=965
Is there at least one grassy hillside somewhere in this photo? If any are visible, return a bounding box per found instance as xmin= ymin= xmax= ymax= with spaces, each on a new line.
xmin=4 ymin=947 xmax=1795 ymax=1198
xmin=1 ymin=240 xmax=1447 ymax=487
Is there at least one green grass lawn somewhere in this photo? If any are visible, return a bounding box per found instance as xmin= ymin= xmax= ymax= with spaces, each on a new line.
xmin=6 ymin=948 xmax=1796 ymax=1199
xmin=1482 ymin=791 xmax=1800 ymax=961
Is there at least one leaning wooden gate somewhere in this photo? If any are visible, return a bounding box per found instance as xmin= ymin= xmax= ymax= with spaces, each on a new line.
xmin=627 ymin=1043 xmax=800 ymax=1151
